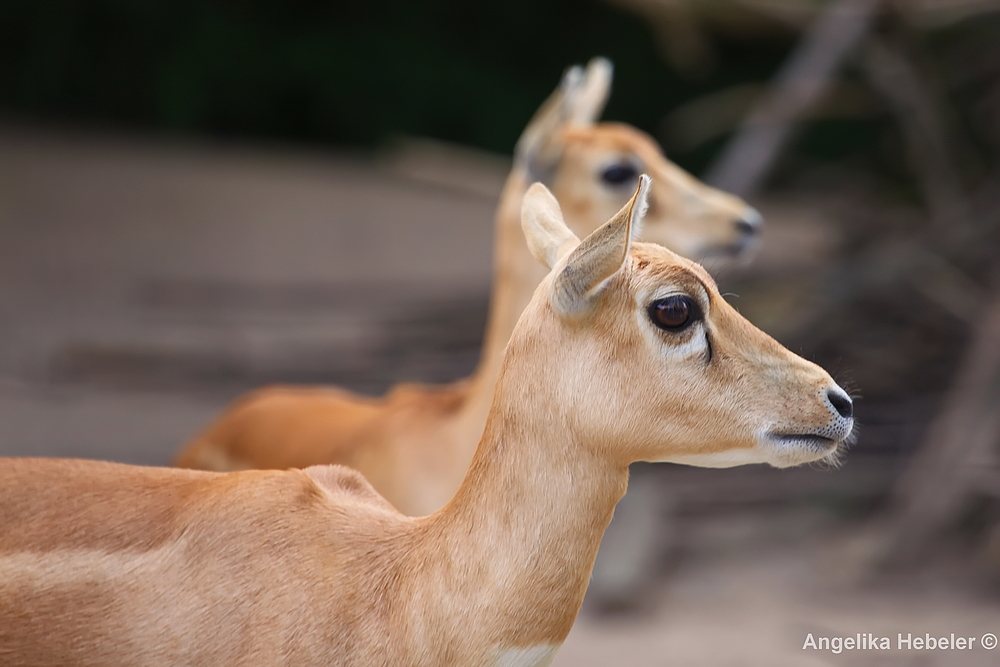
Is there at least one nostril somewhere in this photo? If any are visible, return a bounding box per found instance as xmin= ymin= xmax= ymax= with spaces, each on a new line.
xmin=826 ymin=389 xmax=853 ymax=419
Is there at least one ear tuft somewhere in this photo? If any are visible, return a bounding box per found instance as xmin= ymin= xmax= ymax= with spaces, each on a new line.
xmin=521 ymin=182 xmax=580 ymax=270
xmin=629 ymin=173 xmax=651 ymax=241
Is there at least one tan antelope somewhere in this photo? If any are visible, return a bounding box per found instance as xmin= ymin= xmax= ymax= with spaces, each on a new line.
xmin=174 ymin=59 xmax=763 ymax=516
xmin=0 ymin=178 xmax=853 ymax=666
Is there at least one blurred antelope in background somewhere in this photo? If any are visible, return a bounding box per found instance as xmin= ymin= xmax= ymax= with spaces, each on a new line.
xmin=0 ymin=178 xmax=853 ymax=666
xmin=174 ymin=58 xmax=762 ymax=516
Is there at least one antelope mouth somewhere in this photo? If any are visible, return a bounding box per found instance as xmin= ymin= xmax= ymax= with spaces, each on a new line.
xmin=762 ymin=432 xmax=844 ymax=468
xmin=702 ymin=241 xmax=752 ymax=259
xmin=769 ymin=433 xmax=839 ymax=451
xmin=700 ymin=236 xmax=760 ymax=262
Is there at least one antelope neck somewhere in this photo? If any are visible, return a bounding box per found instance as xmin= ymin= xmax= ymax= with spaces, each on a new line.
xmin=419 ymin=393 xmax=630 ymax=646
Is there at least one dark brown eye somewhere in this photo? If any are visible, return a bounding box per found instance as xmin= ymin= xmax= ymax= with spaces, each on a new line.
xmin=600 ymin=162 xmax=640 ymax=186
xmin=648 ymin=295 xmax=699 ymax=331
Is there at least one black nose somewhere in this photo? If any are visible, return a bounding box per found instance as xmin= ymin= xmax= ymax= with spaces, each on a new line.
xmin=734 ymin=209 xmax=762 ymax=239
xmin=735 ymin=219 xmax=757 ymax=237
xmin=826 ymin=389 xmax=853 ymax=419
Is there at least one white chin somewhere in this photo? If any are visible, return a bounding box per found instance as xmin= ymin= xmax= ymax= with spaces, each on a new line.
xmin=654 ymin=448 xmax=768 ymax=468
xmin=764 ymin=435 xmax=841 ymax=468
xmin=654 ymin=436 xmax=841 ymax=469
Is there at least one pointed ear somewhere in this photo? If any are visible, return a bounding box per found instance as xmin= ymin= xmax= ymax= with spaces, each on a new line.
xmin=568 ymin=57 xmax=613 ymax=126
xmin=514 ymin=65 xmax=583 ymax=183
xmin=514 ymin=59 xmax=615 ymax=183
xmin=521 ymin=182 xmax=580 ymax=270
xmin=551 ymin=174 xmax=650 ymax=317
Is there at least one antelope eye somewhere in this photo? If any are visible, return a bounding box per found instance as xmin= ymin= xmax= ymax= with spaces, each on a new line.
xmin=600 ymin=162 xmax=639 ymax=186
xmin=648 ymin=295 xmax=699 ymax=331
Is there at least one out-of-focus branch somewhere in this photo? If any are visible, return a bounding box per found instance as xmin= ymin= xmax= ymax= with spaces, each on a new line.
xmin=741 ymin=0 xmax=1000 ymax=29
xmin=882 ymin=291 xmax=1000 ymax=563
xmin=773 ymin=29 xmax=987 ymax=350
xmin=859 ymin=36 xmax=968 ymax=228
xmin=705 ymin=0 xmax=885 ymax=197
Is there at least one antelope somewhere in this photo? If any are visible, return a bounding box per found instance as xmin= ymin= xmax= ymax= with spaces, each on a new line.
xmin=0 ymin=178 xmax=853 ymax=666
xmin=174 ymin=59 xmax=763 ymax=517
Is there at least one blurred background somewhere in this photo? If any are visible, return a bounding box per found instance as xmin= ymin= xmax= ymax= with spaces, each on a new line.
xmin=2 ymin=0 xmax=1000 ymax=664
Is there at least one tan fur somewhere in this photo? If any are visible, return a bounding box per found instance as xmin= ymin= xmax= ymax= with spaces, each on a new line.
xmin=174 ymin=61 xmax=761 ymax=516
xmin=0 ymin=182 xmax=850 ymax=666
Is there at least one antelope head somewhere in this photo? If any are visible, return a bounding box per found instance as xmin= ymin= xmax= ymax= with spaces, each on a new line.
xmin=517 ymin=177 xmax=854 ymax=469
xmin=516 ymin=58 xmax=760 ymax=261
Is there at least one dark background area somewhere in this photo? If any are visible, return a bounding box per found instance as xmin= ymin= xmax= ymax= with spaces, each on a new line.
xmin=4 ymin=2 xmax=999 ymax=216
xmin=0 ymin=1 xmax=786 ymax=158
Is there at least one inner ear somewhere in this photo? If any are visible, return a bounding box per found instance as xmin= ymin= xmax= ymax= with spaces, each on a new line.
xmin=521 ymin=182 xmax=580 ymax=269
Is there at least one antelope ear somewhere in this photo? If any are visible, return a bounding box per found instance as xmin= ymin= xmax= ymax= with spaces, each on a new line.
xmin=551 ymin=174 xmax=650 ymax=317
xmin=514 ymin=58 xmax=615 ymax=183
xmin=521 ymin=182 xmax=580 ymax=270
xmin=568 ymin=57 xmax=613 ymax=126
xmin=514 ymin=65 xmax=583 ymax=184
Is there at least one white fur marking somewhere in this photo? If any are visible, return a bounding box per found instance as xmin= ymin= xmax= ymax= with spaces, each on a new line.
xmin=494 ymin=644 xmax=559 ymax=667
xmin=657 ymin=448 xmax=766 ymax=468
xmin=630 ymin=174 xmax=651 ymax=240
